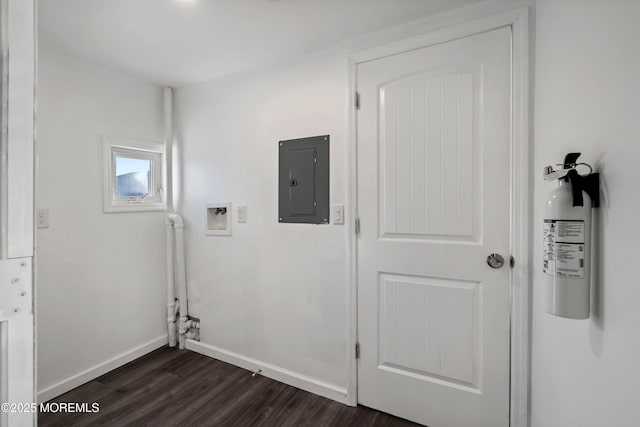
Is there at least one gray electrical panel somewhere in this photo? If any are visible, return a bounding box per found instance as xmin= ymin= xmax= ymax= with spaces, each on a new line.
xmin=278 ymin=135 xmax=329 ymax=224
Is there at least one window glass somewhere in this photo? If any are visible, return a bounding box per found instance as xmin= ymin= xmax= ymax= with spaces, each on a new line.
xmin=115 ymin=156 xmax=151 ymax=197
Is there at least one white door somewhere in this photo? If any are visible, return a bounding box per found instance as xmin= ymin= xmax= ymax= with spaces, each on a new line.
xmin=0 ymin=1 xmax=36 ymax=426
xmin=357 ymin=27 xmax=512 ymax=427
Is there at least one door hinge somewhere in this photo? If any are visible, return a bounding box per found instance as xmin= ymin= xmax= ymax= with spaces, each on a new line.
xmin=355 ymin=342 xmax=360 ymax=359
xmin=510 ymin=256 xmax=515 ymax=268
xmin=355 ymin=92 xmax=360 ymax=110
xmin=355 ymin=218 xmax=360 ymax=235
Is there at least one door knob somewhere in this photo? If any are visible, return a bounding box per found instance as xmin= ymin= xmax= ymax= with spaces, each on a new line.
xmin=486 ymin=253 xmax=505 ymax=269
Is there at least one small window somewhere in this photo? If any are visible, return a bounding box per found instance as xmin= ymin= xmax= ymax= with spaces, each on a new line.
xmin=103 ymin=137 xmax=165 ymax=213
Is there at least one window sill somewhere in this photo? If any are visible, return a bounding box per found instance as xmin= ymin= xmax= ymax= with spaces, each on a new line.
xmin=103 ymin=202 xmax=166 ymax=214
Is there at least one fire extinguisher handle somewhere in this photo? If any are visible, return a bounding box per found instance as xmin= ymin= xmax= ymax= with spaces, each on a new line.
xmin=563 ymin=152 xmax=582 ymax=167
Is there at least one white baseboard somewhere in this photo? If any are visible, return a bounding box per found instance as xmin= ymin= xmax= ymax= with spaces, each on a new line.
xmin=37 ymin=335 xmax=169 ymax=403
xmin=186 ymin=339 xmax=349 ymax=405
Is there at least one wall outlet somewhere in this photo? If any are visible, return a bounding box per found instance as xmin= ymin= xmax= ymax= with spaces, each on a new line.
xmin=237 ymin=205 xmax=247 ymax=223
xmin=37 ymin=208 xmax=50 ymax=228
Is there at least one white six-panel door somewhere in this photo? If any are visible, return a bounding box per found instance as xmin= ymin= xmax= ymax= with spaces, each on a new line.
xmin=357 ymin=27 xmax=512 ymax=427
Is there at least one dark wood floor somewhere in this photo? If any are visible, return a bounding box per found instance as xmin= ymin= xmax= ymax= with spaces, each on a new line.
xmin=39 ymin=346 xmax=420 ymax=426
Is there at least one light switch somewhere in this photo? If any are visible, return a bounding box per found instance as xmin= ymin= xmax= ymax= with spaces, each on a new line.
xmin=332 ymin=205 xmax=344 ymax=225
xmin=237 ymin=205 xmax=247 ymax=223
xmin=37 ymin=208 xmax=50 ymax=228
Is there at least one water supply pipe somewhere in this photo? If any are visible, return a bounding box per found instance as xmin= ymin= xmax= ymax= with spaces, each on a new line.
xmin=168 ymin=214 xmax=189 ymax=349
xmin=164 ymin=86 xmax=173 ymax=212
xmin=163 ymin=87 xmax=197 ymax=348
xmin=164 ymin=86 xmax=180 ymax=347
xmin=165 ymin=216 xmax=177 ymax=347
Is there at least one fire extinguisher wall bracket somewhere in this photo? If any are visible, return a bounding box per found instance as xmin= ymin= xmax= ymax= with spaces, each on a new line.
xmin=567 ymin=169 xmax=600 ymax=208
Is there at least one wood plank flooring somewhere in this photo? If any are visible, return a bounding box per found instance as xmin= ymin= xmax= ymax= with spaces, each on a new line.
xmin=39 ymin=346 xmax=420 ymax=426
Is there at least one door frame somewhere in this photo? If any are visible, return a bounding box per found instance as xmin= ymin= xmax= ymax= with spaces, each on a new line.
xmin=345 ymin=7 xmax=531 ymax=427
xmin=0 ymin=0 xmax=36 ymax=426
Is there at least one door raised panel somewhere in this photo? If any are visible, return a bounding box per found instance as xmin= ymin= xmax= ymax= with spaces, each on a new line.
xmin=379 ymin=68 xmax=480 ymax=241
xmin=378 ymin=273 xmax=480 ymax=390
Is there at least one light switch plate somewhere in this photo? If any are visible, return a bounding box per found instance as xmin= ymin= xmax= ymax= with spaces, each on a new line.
xmin=332 ymin=205 xmax=344 ymax=225
xmin=237 ymin=205 xmax=247 ymax=223
xmin=37 ymin=208 xmax=50 ymax=228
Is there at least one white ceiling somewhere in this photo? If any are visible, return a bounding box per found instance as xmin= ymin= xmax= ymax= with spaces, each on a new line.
xmin=38 ymin=0 xmax=483 ymax=87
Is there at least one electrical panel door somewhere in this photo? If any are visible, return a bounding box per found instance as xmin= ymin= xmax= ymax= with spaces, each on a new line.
xmin=278 ymin=135 xmax=329 ymax=224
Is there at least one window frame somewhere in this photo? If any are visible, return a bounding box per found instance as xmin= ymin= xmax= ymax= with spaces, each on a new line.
xmin=103 ymin=136 xmax=166 ymax=213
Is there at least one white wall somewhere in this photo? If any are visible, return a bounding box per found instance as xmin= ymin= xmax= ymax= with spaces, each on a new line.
xmin=532 ymin=1 xmax=640 ymax=426
xmin=174 ymin=47 xmax=349 ymax=390
xmin=36 ymin=45 xmax=167 ymax=397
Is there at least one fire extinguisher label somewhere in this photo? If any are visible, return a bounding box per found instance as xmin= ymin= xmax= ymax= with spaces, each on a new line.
xmin=543 ymin=220 xmax=585 ymax=278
